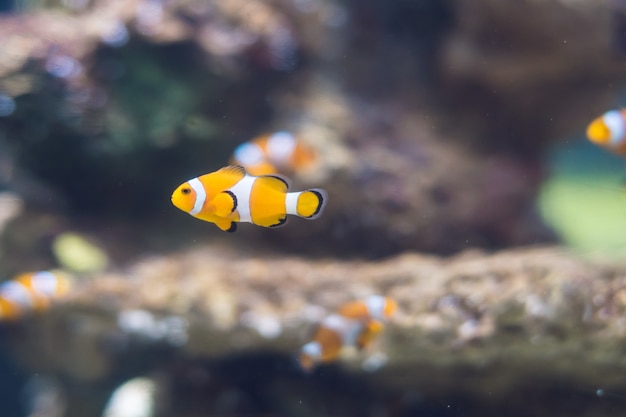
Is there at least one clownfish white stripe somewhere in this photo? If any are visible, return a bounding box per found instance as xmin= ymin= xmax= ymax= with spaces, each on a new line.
xmin=188 ymin=178 xmax=206 ymax=216
xmin=301 ymin=341 xmax=323 ymax=360
xmin=30 ymin=271 xmax=59 ymax=295
xmin=266 ymin=131 xmax=296 ymax=164
xmin=604 ymin=110 xmax=626 ymax=146
xmin=322 ymin=314 xmax=362 ymax=346
xmin=228 ymin=175 xmax=256 ymax=223
xmin=234 ymin=142 xmax=265 ymax=166
xmin=1 ymin=281 xmax=34 ymax=308
xmin=343 ymin=321 xmax=367 ymax=346
xmin=321 ymin=314 xmax=349 ymax=333
xmin=365 ymin=295 xmax=387 ymax=321
xmin=285 ymin=192 xmax=300 ymax=216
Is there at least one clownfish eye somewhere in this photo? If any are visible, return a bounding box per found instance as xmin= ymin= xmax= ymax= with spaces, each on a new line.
xmin=181 ymin=187 xmax=191 ymax=195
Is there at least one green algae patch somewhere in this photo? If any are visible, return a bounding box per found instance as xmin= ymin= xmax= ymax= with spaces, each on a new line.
xmin=538 ymin=174 xmax=626 ymax=259
xmin=52 ymin=232 xmax=109 ymax=274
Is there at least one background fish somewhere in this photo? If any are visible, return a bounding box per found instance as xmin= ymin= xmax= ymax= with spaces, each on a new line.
xmin=337 ymin=295 xmax=397 ymax=324
xmin=171 ymin=165 xmax=327 ymax=232
xmin=0 ymin=271 xmax=71 ymax=321
xmin=298 ymin=296 xmax=396 ymax=372
xmin=230 ymin=132 xmax=317 ymax=176
xmin=586 ymin=109 xmax=626 ymax=156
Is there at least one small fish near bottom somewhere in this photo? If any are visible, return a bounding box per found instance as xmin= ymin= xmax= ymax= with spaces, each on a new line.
xmin=0 ymin=271 xmax=71 ymax=321
xmin=298 ymin=295 xmax=397 ymax=372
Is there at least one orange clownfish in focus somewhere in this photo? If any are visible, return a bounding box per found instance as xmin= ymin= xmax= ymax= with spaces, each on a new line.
xmin=230 ymin=131 xmax=317 ymax=176
xmin=0 ymin=271 xmax=71 ymax=321
xmin=586 ymin=109 xmax=626 ymax=156
xmin=171 ymin=165 xmax=327 ymax=232
xmin=298 ymin=295 xmax=397 ymax=372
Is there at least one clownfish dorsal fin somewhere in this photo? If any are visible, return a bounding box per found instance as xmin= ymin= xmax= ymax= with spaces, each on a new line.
xmin=212 ymin=191 xmax=237 ymax=217
xmin=257 ymin=174 xmax=290 ymax=193
xmin=217 ymin=165 xmax=247 ymax=180
xmin=214 ymin=219 xmax=237 ymax=232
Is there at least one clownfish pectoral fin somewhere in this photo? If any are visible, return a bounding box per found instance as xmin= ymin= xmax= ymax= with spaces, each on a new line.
xmin=257 ymin=174 xmax=290 ymax=193
xmin=214 ymin=219 xmax=237 ymax=232
xmin=212 ymin=191 xmax=237 ymax=217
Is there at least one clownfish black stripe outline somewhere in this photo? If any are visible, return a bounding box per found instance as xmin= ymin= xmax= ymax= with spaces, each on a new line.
xmin=223 ymin=190 xmax=238 ymax=214
xmin=307 ymin=190 xmax=325 ymax=219
xmin=270 ymin=216 xmax=288 ymax=228
xmin=265 ymin=174 xmax=290 ymax=190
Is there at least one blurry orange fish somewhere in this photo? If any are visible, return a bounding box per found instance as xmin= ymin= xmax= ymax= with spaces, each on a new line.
xmin=586 ymin=109 xmax=626 ymax=156
xmin=230 ymin=131 xmax=316 ymax=176
xmin=337 ymin=296 xmax=398 ymax=325
xmin=298 ymin=295 xmax=396 ymax=372
xmin=171 ymin=165 xmax=327 ymax=232
xmin=0 ymin=271 xmax=71 ymax=321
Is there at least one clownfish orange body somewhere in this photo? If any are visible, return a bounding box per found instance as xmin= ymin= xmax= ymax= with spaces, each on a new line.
xmin=586 ymin=109 xmax=626 ymax=156
xmin=171 ymin=165 xmax=327 ymax=232
xmin=231 ymin=131 xmax=316 ymax=176
xmin=0 ymin=271 xmax=71 ymax=321
xmin=298 ymin=295 xmax=397 ymax=372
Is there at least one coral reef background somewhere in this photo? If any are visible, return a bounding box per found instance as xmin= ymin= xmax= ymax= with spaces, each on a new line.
xmin=0 ymin=0 xmax=626 ymax=416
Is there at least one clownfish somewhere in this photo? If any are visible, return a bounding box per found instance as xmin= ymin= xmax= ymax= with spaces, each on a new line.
xmin=586 ymin=109 xmax=626 ymax=156
xmin=298 ymin=295 xmax=397 ymax=372
xmin=171 ymin=165 xmax=327 ymax=232
xmin=230 ymin=131 xmax=316 ymax=176
xmin=0 ymin=271 xmax=71 ymax=321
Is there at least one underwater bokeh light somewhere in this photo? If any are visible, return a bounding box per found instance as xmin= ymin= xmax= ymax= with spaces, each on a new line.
xmin=539 ymin=137 xmax=626 ymax=258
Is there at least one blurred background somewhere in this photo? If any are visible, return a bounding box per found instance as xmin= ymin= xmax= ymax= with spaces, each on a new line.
xmin=0 ymin=0 xmax=626 ymax=416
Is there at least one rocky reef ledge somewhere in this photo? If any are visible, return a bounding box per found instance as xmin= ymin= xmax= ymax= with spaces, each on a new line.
xmin=7 ymin=245 xmax=626 ymax=416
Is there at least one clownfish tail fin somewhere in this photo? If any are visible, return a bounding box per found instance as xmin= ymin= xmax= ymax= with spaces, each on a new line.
xmin=289 ymin=188 xmax=327 ymax=219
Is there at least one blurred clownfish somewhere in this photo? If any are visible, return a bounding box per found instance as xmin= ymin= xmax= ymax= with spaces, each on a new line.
xmin=586 ymin=109 xmax=626 ymax=156
xmin=298 ymin=295 xmax=397 ymax=372
xmin=0 ymin=271 xmax=71 ymax=321
xmin=171 ymin=165 xmax=327 ymax=232
xmin=230 ymin=131 xmax=317 ymax=176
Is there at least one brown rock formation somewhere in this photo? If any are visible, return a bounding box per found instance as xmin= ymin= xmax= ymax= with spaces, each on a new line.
xmin=5 ymin=245 xmax=626 ymax=416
